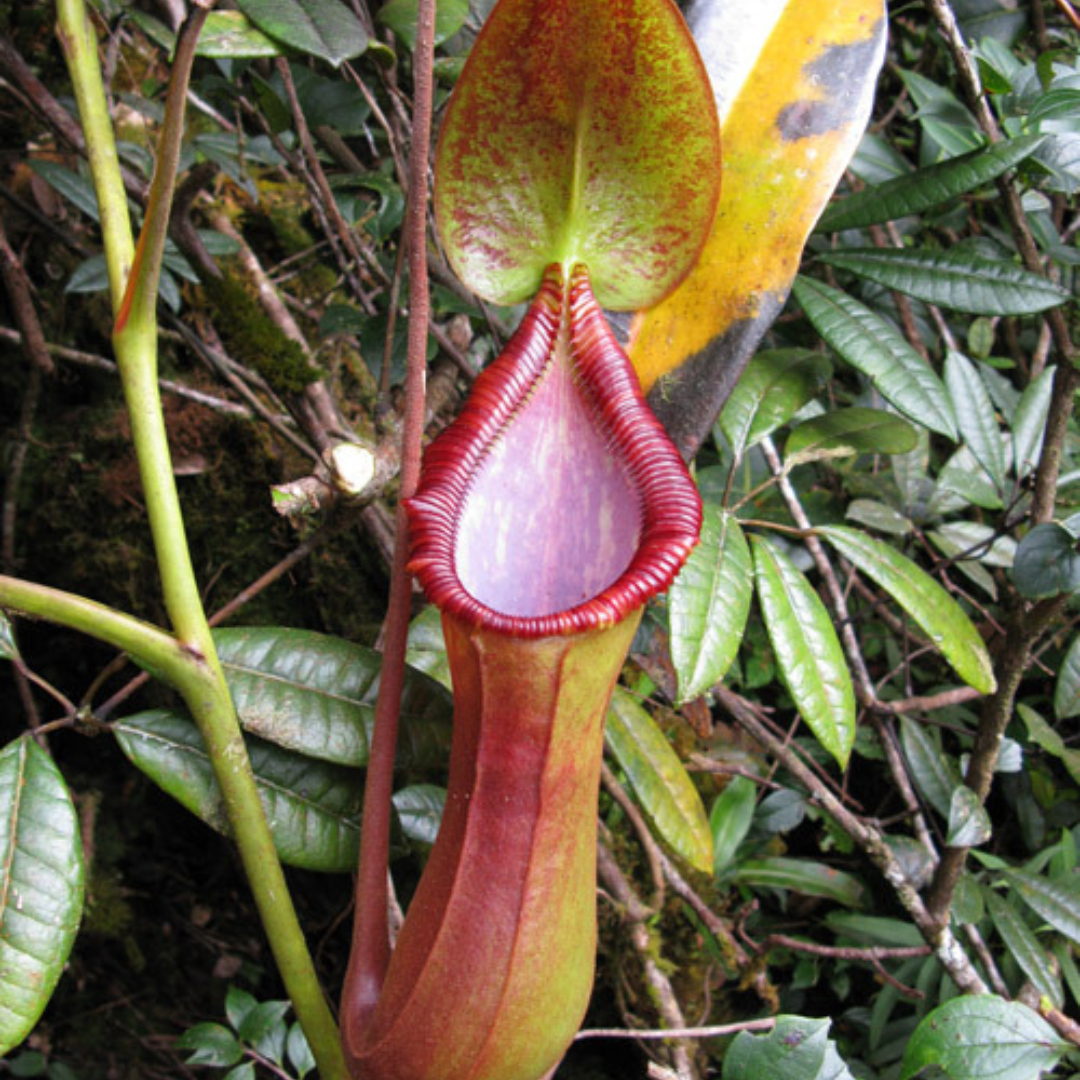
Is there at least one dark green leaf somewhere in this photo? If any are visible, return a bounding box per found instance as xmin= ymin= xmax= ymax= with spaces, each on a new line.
xmin=1018 ymin=703 xmax=1080 ymax=787
xmin=65 ymin=254 xmax=110 ymax=296
xmin=113 ymin=710 xmax=363 ymax=873
xmin=237 ymin=1000 xmax=290 ymax=1064
xmin=286 ymin=1022 xmax=316 ymax=1079
xmin=947 ymin=786 xmax=992 ymax=848
xmin=377 ymin=0 xmax=469 ymax=49
xmin=732 ymin=857 xmax=865 ymax=907
xmin=817 ymin=248 xmax=1070 ymax=316
xmin=668 ymin=507 xmax=752 ymax=703
xmin=605 ymin=689 xmax=712 ymax=873
xmin=405 ymin=606 xmax=452 ymax=690
xmin=27 ymin=160 xmax=99 ymax=222
xmin=1054 ymin=634 xmax=1080 ymax=721
xmin=0 ymin=612 xmax=18 ymax=661
xmin=213 ymin=627 xmax=452 ymax=769
xmin=224 ymin=1064 xmax=257 ymax=1080
xmin=845 ymin=499 xmax=914 ymax=537
xmin=934 ymin=445 xmax=1004 ymax=512
xmin=236 ymin=0 xmax=368 ymax=66
xmin=0 ymin=739 xmax=85 ymax=1057
xmin=785 ymin=408 xmax=919 ymax=462
xmin=1005 ymin=869 xmax=1080 ymax=948
xmin=392 ymin=784 xmax=446 ymax=848
xmin=899 ymin=717 xmax=959 ymax=820
xmin=901 ymin=995 xmax=1066 ymax=1080
xmin=225 ymin=986 xmax=258 ymax=1033
xmin=196 ymin=11 xmax=283 ymax=58
xmin=1012 ymin=366 xmax=1055 ymax=480
xmin=791 ymin=277 xmax=957 ymax=440
xmin=817 ymin=526 xmax=996 ymax=693
xmin=1013 ymin=523 xmax=1080 ymax=598
xmin=985 ymin=890 xmax=1062 ymax=1007
xmin=944 ymin=351 xmax=1007 ymax=494
xmin=723 ymin=1015 xmax=854 ymax=1080
xmin=818 ymin=135 xmax=1046 ymax=232
xmin=710 ymin=775 xmax=756 ymax=877
xmin=751 ymin=538 xmax=856 ymax=768
xmin=176 ymin=1022 xmax=243 ymax=1067
xmin=718 ymin=349 xmax=831 ymax=460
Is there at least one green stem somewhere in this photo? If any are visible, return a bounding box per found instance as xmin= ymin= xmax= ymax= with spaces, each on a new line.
xmin=55 ymin=0 xmax=134 ymax=318
xmin=54 ymin=4 xmax=347 ymax=1075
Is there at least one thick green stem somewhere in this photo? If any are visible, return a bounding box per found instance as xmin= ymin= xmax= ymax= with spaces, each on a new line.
xmin=53 ymin=4 xmax=347 ymax=1075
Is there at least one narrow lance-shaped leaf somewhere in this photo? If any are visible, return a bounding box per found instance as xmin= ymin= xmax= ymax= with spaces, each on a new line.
xmin=606 ymin=688 xmax=713 ymax=873
xmin=899 ymin=716 xmax=959 ymax=820
xmin=1005 ymin=868 xmax=1080 ymax=949
xmin=0 ymin=738 xmax=85 ymax=1056
xmin=1018 ymin=703 xmax=1080 ymax=788
xmin=732 ymin=857 xmax=866 ymax=907
xmin=668 ymin=505 xmax=752 ymax=703
xmin=816 ymin=134 xmax=1047 ymax=232
xmin=751 ymin=536 xmax=856 ymax=768
xmin=710 ymin=775 xmax=756 ymax=876
xmin=1012 ymin=366 xmax=1055 ymax=480
xmin=944 ymin=350 xmax=1007 ymax=495
xmin=792 ymin=276 xmax=958 ymax=441
xmin=434 ymin=0 xmax=721 ymax=310
xmin=817 ymin=526 xmax=996 ymax=693
xmin=786 ymin=407 xmax=919 ymax=463
xmin=817 ymin=248 xmax=1070 ymax=316
xmin=1054 ymin=634 xmax=1080 ymax=721
xmin=984 ymin=890 xmax=1062 ymax=1008
xmin=629 ymin=0 xmax=887 ymax=458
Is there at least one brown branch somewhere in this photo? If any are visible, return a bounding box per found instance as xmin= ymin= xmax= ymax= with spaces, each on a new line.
xmin=601 ymin=760 xmax=666 ymax=912
xmin=576 ymin=1018 xmax=777 ymax=1042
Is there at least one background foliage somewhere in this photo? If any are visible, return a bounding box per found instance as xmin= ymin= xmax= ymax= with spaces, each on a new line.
xmin=1 ymin=0 xmax=1080 ymax=1077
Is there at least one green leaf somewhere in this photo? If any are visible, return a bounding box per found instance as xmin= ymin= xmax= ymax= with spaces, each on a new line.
xmin=709 ymin=776 xmax=757 ymax=877
xmin=899 ymin=717 xmax=959 ymax=819
xmin=717 ymin=349 xmax=831 ymax=460
xmin=433 ymin=0 xmax=720 ymax=308
xmin=605 ymin=688 xmax=712 ymax=873
xmin=817 ymin=135 xmax=1047 ymax=232
xmin=901 ymin=995 xmax=1066 ymax=1080
xmin=1005 ymin=868 xmax=1080 ymax=948
xmin=1017 ymin=704 xmax=1080 ymax=788
xmin=668 ymin=507 xmax=752 ymax=703
xmin=816 ymin=248 xmax=1070 ymax=316
xmin=377 ymin=0 xmax=468 ymax=49
xmin=286 ymin=1022 xmax=316 ymax=1079
xmin=944 ymin=351 xmax=1007 ymax=494
xmin=946 ymin=786 xmax=992 ymax=848
xmin=1012 ymin=366 xmax=1055 ymax=480
xmin=785 ymin=407 xmax=919 ymax=462
xmin=0 ymin=612 xmax=18 ymax=661
xmin=791 ymin=276 xmax=958 ymax=441
xmin=27 ymin=160 xmax=100 ymax=222
xmin=817 ymin=526 xmax=996 ymax=693
xmin=113 ymin=710 xmax=363 ymax=873
xmin=985 ymin=890 xmax=1062 ymax=1007
xmin=225 ymin=986 xmax=259 ymax=1033
xmin=732 ymin=857 xmax=865 ymax=907
xmin=934 ymin=444 xmax=1004 ymax=512
xmin=751 ymin=538 xmax=856 ymax=768
xmin=213 ymin=627 xmax=452 ymax=769
xmin=235 ymin=0 xmax=368 ymax=66
xmin=392 ymin=784 xmax=446 ymax=848
xmin=405 ymin=606 xmax=452 ymax=690
xmin=723 ymin=1015 xmax=854 ymax=1080
xmin=177 ymin=1022 xmax=244 ymax=1067
xmin=1054 ymin=634 xmax=1080 ymax=721
xmin=237 ymin=1000 xmax=290 ymax=1064
xmin=1013 ymin=523 xmax=1080 ymax=598
xmin=0 ymin=739 xmax=85 ymax=1057
xmin=845 ymin=499 xmax=914 ymax=537
xmin=196 ymin=11 xmax=283 ymax=57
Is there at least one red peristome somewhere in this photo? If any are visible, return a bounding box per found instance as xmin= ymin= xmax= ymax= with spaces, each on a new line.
xmin=406 ymin=263 xmax=701 ymax=637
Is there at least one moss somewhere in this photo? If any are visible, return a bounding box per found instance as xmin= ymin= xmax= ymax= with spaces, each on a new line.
xmin=206 ymin=272 xmax=321 ymax=397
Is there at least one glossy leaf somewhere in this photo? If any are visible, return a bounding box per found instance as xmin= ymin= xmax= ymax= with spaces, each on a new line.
xmin=724 ymin=1016 xmax=854 ymax=1080
xmin=377 ymin=0 xmax=469 ymax=50
xmin=195 ymin=12 xmax=283 ymax=58
xmin=0 ymin=738 xmax=84 ymax=1056
xmin=985 ymin=891 xmax=1062 ymax=1008
xmin=944 ymin=351 xmax=1007 ymax=494
xmin=709 ymin=775 xmax=757 ymax=876
xmin=1005 ymin=869 xmax=1080 ymax=948
xmin=816 ymin=134 xmax=1047 ymax=232
xmin=213 ymin=627 xmax=452 ymax=769
xmin=934 ymin=444 xmax=1004 ymax=512
xmin=434 ymin=0 xmax=721 ymax=310
xmin=751 ymin=537 xmax=856 ymax=768
xmin=1012 ymin=366 xmax=1055 ymax=479
xmin=717 ymin=349 xmax=831 ymax=460
xmin=235 ymin=0 xmax=369 ymax=66
xmin=947 ymin=786 xmax=992 ymax=848
xmin=405 ymin=606 xmax=452 ymax=690
xmin=791 ymin=276 xmax=958 ymax=441
xmin=845 ymin=499 xmax=914 ymax=536
xmin=630 ymin=0 xmax=887 ymax=458
xmin=1054 ymin=634 xmax=1080 ymax=721
xmin=668 ymin=506 xmax=752 ymax=703
xmin=817 ymin=526 xmax=996 ymax=693
xmin=817 ymin=248 xmax=1070 ymax=315
xmin=0 ymin=612 xmax=17 ymax=661
xmin=1013 ymin=523 xmax=1080 ymax=598
xmin=786 ymin=407 xmax=919 ymax=462
xmin=392 ymin=784 xmax=446 ymax=848
xmin=901 ymin=995 xmax=1066 ymax=1080
xmin=605 ymin=688 xmax=712 ymax=873
xmin=1018 ymin=703 xmax=1080 ymax=787
xmin=113 ymin=710 xmax=363 ymax=873
xmin=732 ymin=857 xmax=865 ymax=907
xmin=899 ymin=717 xmax=959 ymax=820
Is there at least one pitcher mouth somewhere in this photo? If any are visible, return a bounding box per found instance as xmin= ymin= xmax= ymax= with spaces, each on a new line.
xmin=406 ymin=263 xmax=701 ymax=638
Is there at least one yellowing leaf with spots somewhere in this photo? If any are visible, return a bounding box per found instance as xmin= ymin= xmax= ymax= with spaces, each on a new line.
xmin=629 ymin=0 xmax=887 ymax=457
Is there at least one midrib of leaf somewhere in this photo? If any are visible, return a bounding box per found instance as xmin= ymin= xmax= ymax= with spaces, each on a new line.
xmin=222 ymin=659 xmax=363 ymax=708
